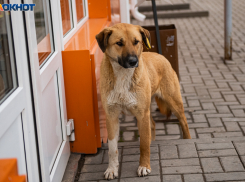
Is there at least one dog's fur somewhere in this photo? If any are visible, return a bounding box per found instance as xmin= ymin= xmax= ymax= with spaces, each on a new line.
xmin=96 ymin=23 xmax=191 ymax=180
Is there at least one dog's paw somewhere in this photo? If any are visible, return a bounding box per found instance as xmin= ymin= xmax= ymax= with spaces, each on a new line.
xmin=104 ymin=167 xmax=118 ymax=180
xmin=137 ymin=166 xmax=151 ymax=177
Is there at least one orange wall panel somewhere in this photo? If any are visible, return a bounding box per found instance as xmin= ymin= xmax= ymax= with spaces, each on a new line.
xmin=91 ymin=46 xmax=108 ymax=143
xmin=88 ymin=0 xmax=109 ymax=19
xmin=90 ymin=55 xmax=101 ymax=148
xmin=62 ymin=50 xmax=98 ymax=154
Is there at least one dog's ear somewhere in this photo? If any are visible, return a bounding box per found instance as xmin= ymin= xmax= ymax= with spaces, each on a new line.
xmin=96 ymin=28 xmax=113 ymax=53
xmin=138 ymin=26 xmax=151 ymax=49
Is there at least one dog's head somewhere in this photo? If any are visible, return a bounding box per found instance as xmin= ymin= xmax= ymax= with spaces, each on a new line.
xmin=96 ymin=23 xmax=151 ymax=68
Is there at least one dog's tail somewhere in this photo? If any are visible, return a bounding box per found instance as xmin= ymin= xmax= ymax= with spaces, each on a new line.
xmin=155 ymin=97 xmax=172 ymax=119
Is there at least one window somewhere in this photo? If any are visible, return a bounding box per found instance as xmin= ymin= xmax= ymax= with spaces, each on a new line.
xmin=60 ymin=0 xmax=73 ymax=36
xmin=76 ymin=0 xmax=85 ymax=22
xmin=60 ymin=0 xmax=88 ymax=45
xmin=33 ymin=0 xmax=54 ymax=66
xmin=0 ymin=2 xmax=17 ymax=103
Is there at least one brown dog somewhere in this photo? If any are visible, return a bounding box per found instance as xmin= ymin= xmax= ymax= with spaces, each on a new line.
xmin=96 ymin=23 xmax=191 ymax=180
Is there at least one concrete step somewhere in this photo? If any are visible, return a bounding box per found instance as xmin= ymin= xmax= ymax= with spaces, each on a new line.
xmin=136 ymin=0 xmax=209 ymax=19
xmin=138 ymin=3 xmax=190 ymax=12
xmin=142 ymin=9 xmax=209 ymax=19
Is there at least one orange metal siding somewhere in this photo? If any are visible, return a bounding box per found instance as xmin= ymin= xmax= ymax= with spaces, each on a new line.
xmin=0 ymin=159 xmax=26 ymax=182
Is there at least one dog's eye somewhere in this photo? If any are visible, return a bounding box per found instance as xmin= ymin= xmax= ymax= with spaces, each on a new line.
xmin=116 ymin=42 xmax=123 ymax=46
xmin=134 ymin=40 xmax=139 ymax=45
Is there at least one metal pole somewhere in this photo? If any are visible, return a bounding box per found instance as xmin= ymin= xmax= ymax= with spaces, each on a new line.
xmin=224 ymin=0 xmax=232 ymax=61
xmin=151 ymin=0 xmax=162 ymax=54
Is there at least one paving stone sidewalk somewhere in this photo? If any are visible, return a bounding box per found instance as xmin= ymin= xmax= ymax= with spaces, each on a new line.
xmin=122 ymin=0 xmax=245 ymax=141
xmin=77 ymin=137 xmax=245 ymax=182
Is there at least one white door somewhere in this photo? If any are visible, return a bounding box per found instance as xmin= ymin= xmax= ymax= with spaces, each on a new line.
xmin=0 ymin=0 xmax=40 ymax=181
xmin=24 ymin=0 xmax=70 ymax=181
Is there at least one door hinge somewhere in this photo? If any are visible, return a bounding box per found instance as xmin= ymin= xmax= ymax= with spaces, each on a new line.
xmin=66 ymin=119 xmax=75 ymax=141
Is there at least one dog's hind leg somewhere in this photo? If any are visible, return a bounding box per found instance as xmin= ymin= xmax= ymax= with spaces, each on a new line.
xmin=150 ymin=113 xmax=155 ymax=141
xmin=164 ymin=94 xmax=191 ymax=139
xmin=104 ymin=109 xmax=120 ymax=180
xmin=159 ymin=79 xmax=191 ymax=139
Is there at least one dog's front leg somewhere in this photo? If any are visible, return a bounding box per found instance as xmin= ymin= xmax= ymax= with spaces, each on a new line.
xmin=136 ymin=109 xmax=151 ymax=177
xmin=104 ymin=112 xmax=120 ymax=180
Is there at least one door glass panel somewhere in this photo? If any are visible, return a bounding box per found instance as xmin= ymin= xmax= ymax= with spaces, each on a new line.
xmin=0 ymin=3 xmax=17 ymax=104
xmin=76 ymin=0 xmax=85 ymax=22
xmin=60 ymin=0 xmax=73 ymax=36
xmin=33 ymin=0 xmax=54 ymax=66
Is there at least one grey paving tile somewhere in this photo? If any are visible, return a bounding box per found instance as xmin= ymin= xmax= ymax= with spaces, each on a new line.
xmin=206 ymin=114 xmax=233 ymax=118
xmin=162 ymin=175 xmax=182 ymax=182
xmin=155 ymin=122 xmax=165 ymax=129
xmin=155 ymin=130 xmax=166 ymax=135
xmin=200 ymin=158 xmax=223 ymax=173
xmin=84 ymin=150 xmax=104 ymax=164
xmin=160 ymin=145 xmax=178 ymax=159
xmin=241 ymin=156 xmax=245 ymax=166
xmin=196 ymin=142 xmax=234 ymax=150
xmin=178 ymin=144 xmax=198 ymax=158
xmin=213 ymin=132 xmax=243 ymax=138
xmin=99 ymin=179 xmax=118 ymax=182
xmin=216 ymin=105 xmax=230 ymax=113
xmin=156 ymin=135 xmax=181 ymax=140
xmin=79 ymin=172 xmax=105 ymax=181
xmin=220 ymin=156 xmax=245 ymax=172
xmin=223 ymin=118 xmax=245 ymax=122
xmin=123 ymin=131 xmax=135 ymax=141
xmin=196 ymin=127 xmax=226 ymax=133
xmin=205 ymin=172 xmax=245 ymax=182
xmin=224 ymin=122 xmax=241 ymax=132
xmin=202 ymin=103 xmax=215 ymax=110
xmin=184 ymin=174 xmax=204 ymax=182
xmin=162 ymin=166 xmax=202 ymax=174
xmin=198 ymin=149 xmax=237 ymax=157
xmin=234 ymin=142 xmax=245 ymax=155
xmin=198 ymin=133 xmax=212 ymax=138
xmin=166 ymin=124 xmax=180 ymax=135
xmin=208 ymin=118 xmax=224 ymax=127
xmin=192 ymin=114 xmax=207 ymax=123
xmin=120 ymin=176 xmax=160 ymax=182
xmin=81 ymin=164 xmax=108 ymax=173
xmin=161 ymin=158 xmax=200 ymax=167
xmin=188 ymin=123 xmax=209 ymax=128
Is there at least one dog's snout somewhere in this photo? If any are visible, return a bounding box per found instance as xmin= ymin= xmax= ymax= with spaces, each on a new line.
xmin=128 ymin=57 xmax=138 ymax=67
xmin=118 ymin=55 xmax=138 ymax=68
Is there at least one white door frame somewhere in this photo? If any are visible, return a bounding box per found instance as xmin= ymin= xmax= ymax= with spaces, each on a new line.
xmin=24 ymin=0 xmax=70 ymax=181
xmin=0 ymin=0 xmax=40 ymax=181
